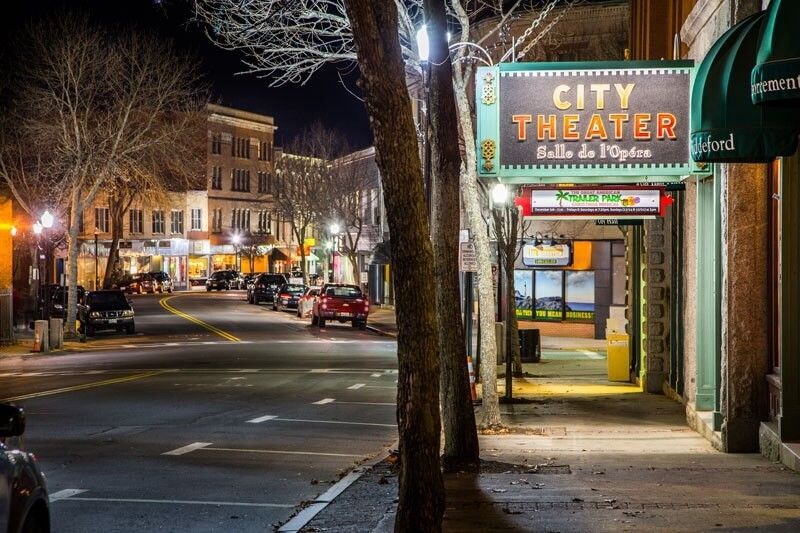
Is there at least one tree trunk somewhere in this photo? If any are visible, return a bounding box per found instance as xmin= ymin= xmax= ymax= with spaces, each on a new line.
xmin=426 ymin=0 xmax=479 ymax=470
xmin=103 ymin=204 xmax=124 ymax=289
xmin=348 ymin=251 xmax=360 ymax=287
xmin=65 ymin=190 xmax=81 ymax=335
xmin=343 ymin=1 xmax=444 ymax=530
xmin=454 ymin=83 xmax=501 ymax=428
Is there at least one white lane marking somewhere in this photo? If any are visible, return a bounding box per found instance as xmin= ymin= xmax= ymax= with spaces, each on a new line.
xmin=247 ymin=415 xmax=278 ymax=424
xmin=348 ymin=383 xmax=365 ymax=390
xmin=271 ymin=417 xmax=395 ymax=428
xmin=206 ymin=447 xmax=362 ymax=458
xmin=279 ymin=502 xmax=328 ymax=532
xmin=54 ymin=496 xmax=293 ymax=508
xmin=371 ymin=373 xmax=381 ymax=378
xmin=50 ymin=489 xmax=88 ymax=502
xmin=364 ymin=385 xmax=396 ymax=390
xmin=579 ymin=349 xmax=605 ymax=359
xmin=162 ymin=442 xmax=212 ymax=456
xmin=336 ymin=401 xmax=396 ymax=406
xmin=312 ymin=398 xmax=335 ymax=405
xmin=310 ymin=369 xmax=331 ymax=373
xmin=238 ymin=369 xmax=259 ymax=373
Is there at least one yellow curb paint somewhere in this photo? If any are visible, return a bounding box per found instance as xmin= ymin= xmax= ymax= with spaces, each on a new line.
xmin=159 ymin=295 xmax=240 ymax=343
xmin=1 ymin=370 xmax=167 ymax=402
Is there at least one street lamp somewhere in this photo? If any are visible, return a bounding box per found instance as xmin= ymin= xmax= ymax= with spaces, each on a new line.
xmin=232 ymin=233 xmax=241 ymax=272
xmin=416 ymin=25 xmax=433 ymax=225
xmin=41 ymin=210 xmax=54 ymax=229
xmin=328 ymin=224 xmax=340 ymax=283
xmin=10 ymin=226 xmax=16 ymax=237
xmin=94 ymin=228 xmax=99 ymax=290
xmin=491 ymin=183 xmax=514 ymax=401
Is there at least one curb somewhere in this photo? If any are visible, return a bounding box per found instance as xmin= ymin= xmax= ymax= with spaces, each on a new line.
xmin=277 ymin=444 xmax=396 ymax=532
xmin=366 ymin=325 xmax=398 ymax=338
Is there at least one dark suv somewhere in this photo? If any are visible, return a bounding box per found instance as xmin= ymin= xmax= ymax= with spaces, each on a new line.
xmin=77 ymin=290 xmax=135 ymax=336
xmin=1 ymin=404 xmax=51 ymax=533
xmin=47 ymin=285 xmax=85 ymax=319
xmin=248 ymin=274 xmax=288 ymax=304
xmin=206 ymin=270 xmax=236 ymax=291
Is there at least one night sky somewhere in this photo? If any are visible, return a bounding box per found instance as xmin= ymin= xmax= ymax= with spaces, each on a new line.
xmin=4 ymin=0 xmax=374 ymax=149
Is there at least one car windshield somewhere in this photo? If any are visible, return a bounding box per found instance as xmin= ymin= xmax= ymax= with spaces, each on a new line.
xmin=261 ymin=275 xmax=286 ymax=287
xmin=211 ymin=272 xmax=226 ymax=279
xmin=87 ymin=291 xmax=128 ymax=307
xmin=325 ymin=286 xmax=362 ymax=298
xmin=153 ymin=272 xmax=168 ymax=281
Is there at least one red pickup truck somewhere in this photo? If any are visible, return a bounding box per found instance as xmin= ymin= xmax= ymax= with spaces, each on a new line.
xmin=311 ymin=284 xmax=369 ymax=329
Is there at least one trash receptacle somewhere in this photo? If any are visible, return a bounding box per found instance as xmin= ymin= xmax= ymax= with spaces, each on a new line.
xmin=606 ymin=333 xmax=629 ymax=381
xmin=519 ymin=329 xmax=541 ymax=363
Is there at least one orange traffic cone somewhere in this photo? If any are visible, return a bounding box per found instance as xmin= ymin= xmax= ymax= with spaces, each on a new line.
xmin=467 ymin=356 xmax=479 ymax=403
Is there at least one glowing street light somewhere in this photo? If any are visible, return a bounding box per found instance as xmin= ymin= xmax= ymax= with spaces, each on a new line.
xmin=491 ymin=183 xmax=509 ymax=207
xmin=232 ymin=233 xmax=241 ymax=245
xmin=41 ymin=210 xmax=54 ymax=229
xmin=329 ymin=223 xmax=340 ymax=235
xmin=10 ymin=226 xmax=17 ymax=237
xmin=416 ymin=25 xmax=430 ymax=62
xmin=33 ymin=222 xmax=43 ymax=235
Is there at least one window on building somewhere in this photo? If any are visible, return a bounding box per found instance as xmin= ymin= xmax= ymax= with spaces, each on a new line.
xmin=268 ymin=212 xmax=273 ymax=235
xmin=95 ymin=207 xmax=109 ymax=233
xmin=191 ymin=208 xmax=202 ymax=231
xmin=170 ymin=210 xmax=184 ymax=234
xmin=232 ymin=169 xmax=251 ymax=192
xmin=259 ymin=141 xmax=271 ymax=161
xmin=244 ymin=209 xmax=251 ymax=232
xmin=564 ymin=271 xmax=595 ymax=321
xmin=77 ymin=210 xmax=84 ymax=233
xmin=211 ymin=133 xmax=222 ymax=155
xmin=129 ymin=209 xmax=143 ymax=234
xmin=211 ymin=208 xmax=222 ymax=233
xmin=258 ymin=172 xmax=271 ymax=194
xmin=211 ymin=166 xmax=223 ymax=190
xmin=535 ymin=270 xmax=563 ymax=321
xmin=365 ymin=189 xmax=374 ymax=224
xmin=152 ymin=210 xmax=165 ymax=234
xmin=232 ymin=137 xmax=251 ymax=159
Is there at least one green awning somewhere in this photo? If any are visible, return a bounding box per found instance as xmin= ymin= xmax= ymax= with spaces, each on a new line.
xmin=691 ymin=12 xmax=800 ymax=163
xmin=752 ymin=0 xmax=800 ymax=105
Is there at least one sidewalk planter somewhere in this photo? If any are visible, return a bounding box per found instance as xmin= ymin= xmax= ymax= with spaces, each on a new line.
xmin=607 ymin=332 xmax=630 ymax=381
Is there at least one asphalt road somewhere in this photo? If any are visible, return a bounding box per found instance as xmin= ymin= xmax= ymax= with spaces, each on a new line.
xmin=0 ymin=290 xmax=398 ymax=532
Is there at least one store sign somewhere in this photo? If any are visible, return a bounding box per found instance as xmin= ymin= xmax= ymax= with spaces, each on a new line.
xmin=476 ymin=61 xmax=695 ymax=180
xmin=522 ymin=243 xmax=571 ymax=267
xmin=530 ymin=188 xmax=662 ymax=218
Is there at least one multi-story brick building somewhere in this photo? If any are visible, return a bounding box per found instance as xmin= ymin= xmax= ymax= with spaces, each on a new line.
xmin=68 ymin=104 xmax=296 ymax=290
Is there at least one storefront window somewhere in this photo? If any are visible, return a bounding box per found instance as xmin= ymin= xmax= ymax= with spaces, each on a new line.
xmin=535 ymin=270 xmax=563 ymax=321
xmin=565 ymin=271 xmax=595 ymax=321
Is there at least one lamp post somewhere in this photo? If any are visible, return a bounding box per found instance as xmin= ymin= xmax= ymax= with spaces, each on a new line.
xmin=491 ymin=183 xmax=514 ymax=401
xmin=328 ymin=223 xmax=340 ymax=283
xmin=40 ymin=211 xmax=54 ymax=320
xmin=93 ymin=228 xmax=99 ymax=290
xmin=232 ymin=233 xmax=241 ymax=272
xmin=416 ymin=25 xmax=432 ymax=223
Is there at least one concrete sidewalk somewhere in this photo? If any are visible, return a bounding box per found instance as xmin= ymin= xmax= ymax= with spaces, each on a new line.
xmin=298 ymin=357 xmax=800 ymax=532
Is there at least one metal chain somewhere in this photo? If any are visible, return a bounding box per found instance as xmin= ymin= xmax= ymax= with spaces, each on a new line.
xmin=518 ymin=9 xmax=566 ymax=59
xmin=513 ymin=0 xmax=561 ymax=54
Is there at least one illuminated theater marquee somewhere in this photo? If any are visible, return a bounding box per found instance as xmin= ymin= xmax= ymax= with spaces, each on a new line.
xmin=476 ymin=62 xmax=695 ymax=180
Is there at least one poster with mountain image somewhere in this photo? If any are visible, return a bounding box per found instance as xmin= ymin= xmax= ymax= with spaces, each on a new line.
xmin=565 ymin=271 xmax=595 ymax=321
xmin=535 ymin=270 xmax=564 ymax=320
xmin=514 ymin=270 xmax=534 ymax=319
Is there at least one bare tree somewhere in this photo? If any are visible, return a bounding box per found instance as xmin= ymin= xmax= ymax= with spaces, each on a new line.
xmin=0 ymin=14 xmax=205 ymax=332
xmin=325 ymin=153 xmax=379 ymax=286
xmin=343 ymin=1 xmax=445 ymax=529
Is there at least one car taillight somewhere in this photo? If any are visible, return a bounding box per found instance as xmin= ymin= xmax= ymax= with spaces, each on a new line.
xmin=256 ymin=284 xmax=264 ymax=289
xmin=280 ymin=293 xmax=289 ymax=299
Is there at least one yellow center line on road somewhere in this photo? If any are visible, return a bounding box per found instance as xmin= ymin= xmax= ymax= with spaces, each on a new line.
xmin=1 ymin=370 xmax=168 ymax=402
xmin=159 ymin=294 xmax=240 ymax=343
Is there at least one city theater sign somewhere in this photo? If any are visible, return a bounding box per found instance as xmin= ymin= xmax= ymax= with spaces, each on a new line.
xmin=476 ymin=61 xmax=698 ymax=183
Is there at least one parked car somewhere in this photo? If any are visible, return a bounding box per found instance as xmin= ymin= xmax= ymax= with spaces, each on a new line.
xmin=248 ymin=274 xmax=288 ymax=304
xmin=297 ymin=287 xmax=320 ymax=318
xmin=121 ymin=273 xmax=156 ymax=294
xmin=205 ymin=271 xmax=235 ymax=291
xmin=311 ymin=284 xmax=369 ymax=329
xmin=152 ymin=272 xmax=173 ymax=293
xmin=44 ymin=285 xmax=85 ymax=319
xmin=273 ymin=283 xmax=307 ymax=312
xmin=1 ymin=403 xmax=50 ymax=533
xmin=77 ymin=290 xmax=135 ymax=336
xmin=242 ymin=273 xmax=261 ymax=291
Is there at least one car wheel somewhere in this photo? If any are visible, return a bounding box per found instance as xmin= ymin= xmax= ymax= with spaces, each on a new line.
xmin=272 ymin=302 xmax=278 ymax=311
xmin=137 ymin=287 xmax=142 ymax=294
xmin=311 ymin=314 xmax=318 ymax=326
xmin=206 ymin=288 xmax=211 ymax=292
xmin=86 ymin=323 xmax=95 ymax=336
xmin=168 ymin=288 xmax=173 ymax=293
xmin=358 ymin=321 xmax=367 ymax=330
xmin=126 ymin=323 xmax=135 ymax=334
xmin=20 ymin=504 xmax=49 ymax=533
xmin=318 ymin=316 xmax=326 ymax=328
